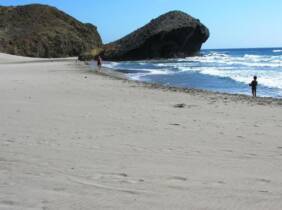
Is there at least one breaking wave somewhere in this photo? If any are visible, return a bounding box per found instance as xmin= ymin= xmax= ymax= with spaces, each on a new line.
xmin=101 ymin=48 xmax=282 ymax=97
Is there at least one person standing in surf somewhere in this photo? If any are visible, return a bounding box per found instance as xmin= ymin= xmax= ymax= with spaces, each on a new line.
xmin=249 ymin=76 xmax=258 ymax=97
xmin=96 ymin=56 xmax=102 ymax=71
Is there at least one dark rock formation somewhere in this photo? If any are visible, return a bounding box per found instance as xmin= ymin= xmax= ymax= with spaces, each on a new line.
xmin=101 ymin=11 xmax=209 ymax=61
xmin=0 ymin=4 xmax=102 ymax=57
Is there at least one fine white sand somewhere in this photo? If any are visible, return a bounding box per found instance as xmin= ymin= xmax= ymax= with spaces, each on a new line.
xmin=1 ymin=53 xmax=282 ymax=210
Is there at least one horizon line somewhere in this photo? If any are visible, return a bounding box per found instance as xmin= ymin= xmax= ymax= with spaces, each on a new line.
xmin=203 ymin=46 xmax=282 ymax=50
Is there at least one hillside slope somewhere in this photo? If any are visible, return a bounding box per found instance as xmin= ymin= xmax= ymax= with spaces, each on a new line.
xmin=0 ymin=4 xmax=102 ymax=58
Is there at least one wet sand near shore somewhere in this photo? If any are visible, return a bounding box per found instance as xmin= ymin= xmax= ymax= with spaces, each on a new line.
xmin=1 ymin=53 xmax=282 ymax=210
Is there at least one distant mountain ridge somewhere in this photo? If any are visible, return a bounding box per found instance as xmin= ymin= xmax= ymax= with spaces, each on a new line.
xmin=0 ymin=4 xmax=102 ymax=58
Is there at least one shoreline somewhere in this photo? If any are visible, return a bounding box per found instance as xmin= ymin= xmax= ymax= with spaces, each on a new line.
xmin=1 ymin=52 xmax=282 ymax=105
xmin=84 ymin=63 xmax=282 ymax=106
xmin=98 ymin=47 xmax=282 ymax=100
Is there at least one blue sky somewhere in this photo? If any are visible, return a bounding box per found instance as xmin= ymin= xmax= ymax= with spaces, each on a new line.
xmin=1 ymin=0 xmax=282 ymax=49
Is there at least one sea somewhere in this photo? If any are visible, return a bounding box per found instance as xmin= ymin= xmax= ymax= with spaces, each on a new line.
xmin=102 ymin=48 xmax=282 ymax=98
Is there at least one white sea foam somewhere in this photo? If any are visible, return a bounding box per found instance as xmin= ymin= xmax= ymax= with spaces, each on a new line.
xmin=128 ymin=69 xmax=172 ymax=80
xmin=164 ymin=55 xmax=282 ymax=89
xmin=187 ymin=67 xmax=282 ymax=89
xmin=181 ymin=53 xmax=282 ymax=68
xmin=102 ymin=61 xmax=120 ymax=69
xmin=102 ymin=51 xmax=282 ymax=92
xmin=273 ymin=49 xmax=282 ymax=53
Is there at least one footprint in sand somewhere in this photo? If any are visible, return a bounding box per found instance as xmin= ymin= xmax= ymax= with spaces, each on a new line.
xmin=217 ymin=181 xmax=225 ymax=184
xmin=223 ymin=149 xmax=233 ymax=153
xmin=6 ymin=139 xmax=15 ymax=143
xmin=173 ymin=103 xmax=186 ymax=108
xmin=53 ymin=187 xmax=66 ymax=192
xmin=115 ymin=173 xmax=128 ymax=178
xmin=246 ymin=153 xmax=257 ymax=157
xmin=256 ymin=178 xmax=271 ymax=184
xmin=166 ymin=176 xmax=189 ymax=190
xmin=258 ymin=190 xmax=270 ymax=193
xmin=0 ymin=200 xmax=17 ymax=207
xmin=68 ymin=175 xmax=150 ymax=195
xmin=169 ymin=123 xmax=181 ymax=126
xmin=168 ymin=176 xmax=187 ymax=182
xmin=99 ymin=172 xmax=130 ymax=182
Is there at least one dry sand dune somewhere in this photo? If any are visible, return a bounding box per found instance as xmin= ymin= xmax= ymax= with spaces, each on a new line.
xmin=0 ymin=53 xmax=282 ymax=210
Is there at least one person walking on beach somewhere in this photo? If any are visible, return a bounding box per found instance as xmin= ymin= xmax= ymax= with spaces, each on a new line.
xmin=249 ymin=76 xmax=258 ymax=97
xmin=96 ymin=55 xmax=102 ymax=71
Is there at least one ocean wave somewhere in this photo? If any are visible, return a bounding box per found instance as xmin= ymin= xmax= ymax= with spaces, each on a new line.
xmin=273 ymin=49 xmax=282 ymax=53
xmin=128 ymin=69 xmax=172 ymax=80
xmin=181 ymin=53 xmax=282 ymax=68
xmin=103 ymin=61 xmax=120 ymax=69
xmin=187 ymin=67 xmax=282 ymax=89
xmin=100 ymin=50 xmax=282 ymax=92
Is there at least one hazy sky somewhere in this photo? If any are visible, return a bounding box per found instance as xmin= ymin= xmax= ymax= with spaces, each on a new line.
xmin=1 ymin=0 xmax=282 ymax=49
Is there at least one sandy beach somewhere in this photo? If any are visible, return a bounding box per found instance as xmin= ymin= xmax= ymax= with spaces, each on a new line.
xmin=1 ymin=53 xmax=282 ymax=210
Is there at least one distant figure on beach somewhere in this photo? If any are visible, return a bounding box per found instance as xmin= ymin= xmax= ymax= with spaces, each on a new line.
xmin=96 ymin=56 xmax=102 ymax=71
xmin=249 ymin=76 xmax=258 ymax=97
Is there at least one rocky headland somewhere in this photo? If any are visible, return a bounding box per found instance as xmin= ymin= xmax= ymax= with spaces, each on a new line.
xmin=0 ymin=4 xmax=102 ymax=58
xmin=99 ymin=11 xmax=209 ymax=61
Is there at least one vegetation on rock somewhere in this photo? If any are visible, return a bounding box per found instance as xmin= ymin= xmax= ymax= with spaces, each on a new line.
xmin=0 ymin=4 xmax=102 ymax=58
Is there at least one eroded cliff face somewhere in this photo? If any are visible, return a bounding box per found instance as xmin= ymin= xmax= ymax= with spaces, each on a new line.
xmin=0 ymin=4 xmax=102 ymax=58
xmin=102 ymin=11 xmax=209 ymax=61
